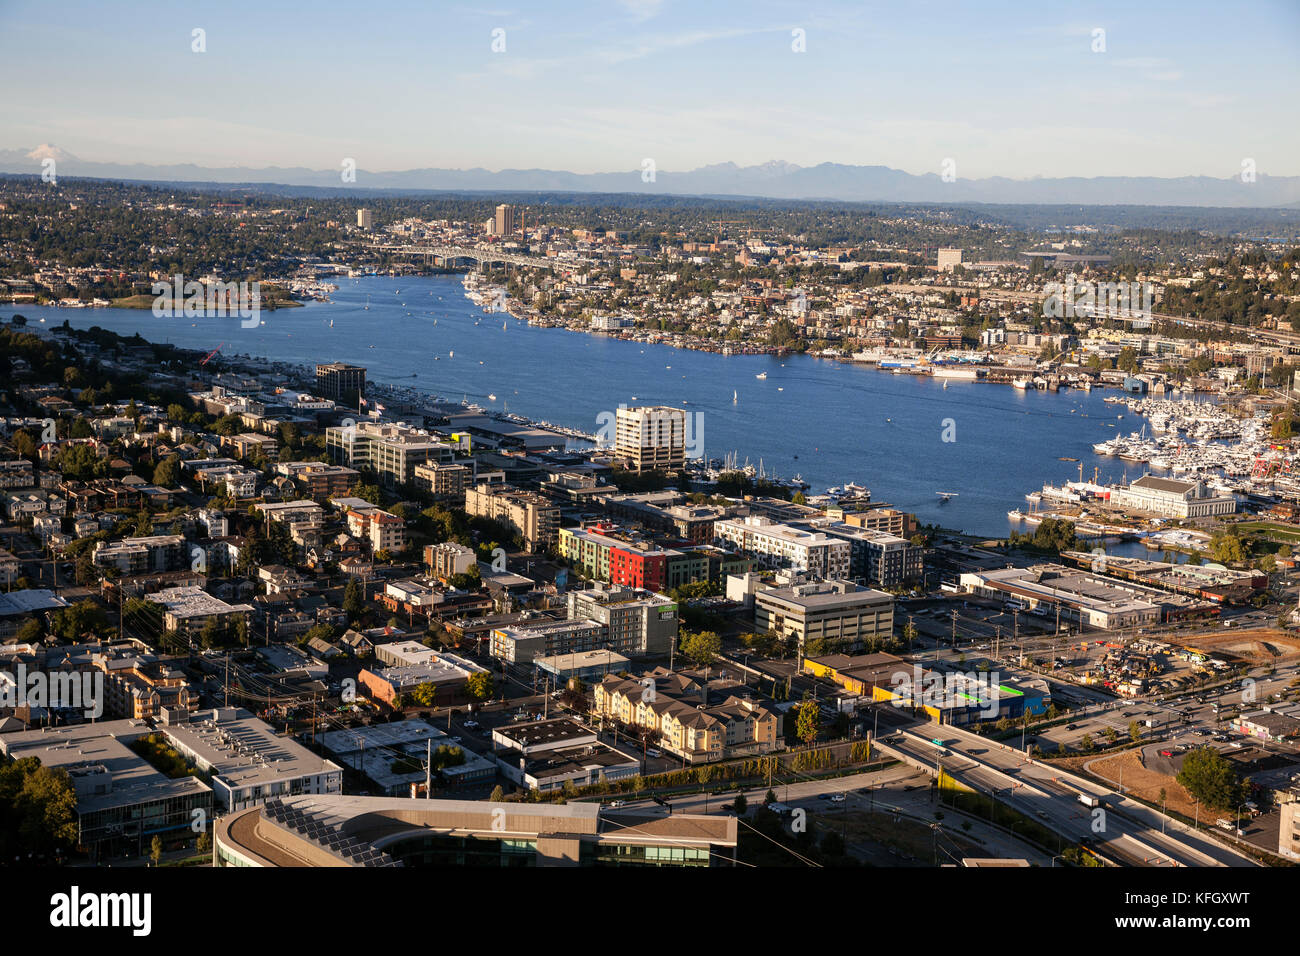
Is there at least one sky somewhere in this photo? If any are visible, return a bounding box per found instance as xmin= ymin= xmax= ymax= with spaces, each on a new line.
xmin=1 ymin=0 xmax=1297 ymax=180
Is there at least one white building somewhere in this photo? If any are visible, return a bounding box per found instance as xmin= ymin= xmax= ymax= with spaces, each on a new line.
xmin=714 ymin=515 xmax=851 ymax=579
xmin=1111 ymin=475 xmax=1236 ymax=519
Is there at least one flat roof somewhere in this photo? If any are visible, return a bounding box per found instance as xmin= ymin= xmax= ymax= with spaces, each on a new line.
xmin=163 ymin=708 xmax=340 ymax=789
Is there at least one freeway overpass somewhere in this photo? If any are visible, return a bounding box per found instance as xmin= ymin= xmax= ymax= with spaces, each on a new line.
xmin=375 ymin=242 xmax=580 ymax=271
xmin=876 ymin=720 xmax=1258 ymax=867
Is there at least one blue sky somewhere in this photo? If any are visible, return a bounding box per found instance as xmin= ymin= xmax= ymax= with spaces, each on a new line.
xmin=1 ymin=0 xmax=1297 ymax=179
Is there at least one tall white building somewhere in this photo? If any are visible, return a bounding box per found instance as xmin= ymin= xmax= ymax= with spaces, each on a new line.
xmin=614 ymin=405 xmax=686 ymax=473
xmin=356 ymin=208 xmax=373 ymax=229
xmin=937 ymin=247 xmax=962 ymax=271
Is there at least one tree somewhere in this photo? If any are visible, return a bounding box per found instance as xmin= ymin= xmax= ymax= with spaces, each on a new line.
xmin=489 ymin=785 xmax=505 ymax=803
xmin=795 ymin=699 xmax=821 ymax=746
xmin=466 ymin=671 xmax=495 ymax=702
xmin=344 ymin=578 xmax=365 ymax=618
xmin=1208 ymin=529 xmax=1248 ymax=566
xmin=733 ymin=792 xmax=747 ymax=815
xmin=679 ymin=630 xmax=721 ymax=666
xmin=1117 ymin=346 xmax=1139 ymax=373
xmin=153 ymin=454 xmax=181 ymax=488
xmin=1129 ymin=720 xmax=1142 ymax=743
xmin=51 ymin=599 xmax=108 ymax=642
xmin=150 ymin=835 xmax=163 ymax=866
xmin=1177 ymin=746 xmax=1245 ymax=811
xmin=196 ymin=830 xmax=211 ymax=853
xmin=14 ymin=617 xmax=42 ymax=643
xmin=412 ymin=682 xmax=438 ymax=708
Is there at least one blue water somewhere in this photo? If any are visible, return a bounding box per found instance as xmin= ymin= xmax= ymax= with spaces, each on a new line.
xmin=13 ymin=275 xmax=1150 ymax=537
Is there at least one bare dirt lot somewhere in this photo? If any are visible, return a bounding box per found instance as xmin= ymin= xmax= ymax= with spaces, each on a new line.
xmin=1178 ymin=628 xmax=1300 ymax=665
xmin=1071 ymin=747 xmax=1201 ymax=819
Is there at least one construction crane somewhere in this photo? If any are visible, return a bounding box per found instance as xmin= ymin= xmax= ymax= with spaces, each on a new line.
xmin=709 ymin=220 xmax=744 ymax=245
xmin=200 ymin=343 xmax=224 ymax=366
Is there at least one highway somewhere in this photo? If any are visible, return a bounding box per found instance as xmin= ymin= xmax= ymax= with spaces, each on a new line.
xmin=879 ymin=721 xmax=1260 ymax=867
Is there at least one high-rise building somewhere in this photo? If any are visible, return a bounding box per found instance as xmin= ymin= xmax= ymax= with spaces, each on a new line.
xmin=937 ymin=247 xmax=963 ymax=271
xmin=494 ymin=203 xmax=517 ymax=236
xmin=614 ymin=405 xmax=686 ymax=473
xmin=315 ymin=363 xmax=366 ymax=406
xmin=356 ymin=208 xmax=373 ymax=229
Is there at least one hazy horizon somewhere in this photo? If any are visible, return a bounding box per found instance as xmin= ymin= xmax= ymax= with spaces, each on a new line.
xmin=2 ymin=0 xmax=1298 ymax=181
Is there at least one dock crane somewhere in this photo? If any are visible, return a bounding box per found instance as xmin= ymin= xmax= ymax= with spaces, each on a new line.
xmin=200 ymin=343 xmax=224 ymax=366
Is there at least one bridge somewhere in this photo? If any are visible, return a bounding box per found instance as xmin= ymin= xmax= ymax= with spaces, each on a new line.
xmin=374 ymin=243 xmax=580 ymax=272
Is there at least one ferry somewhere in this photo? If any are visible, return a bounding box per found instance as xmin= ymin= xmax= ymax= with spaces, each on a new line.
xmin=1012 ymin=378 xmax=1030 ymax=390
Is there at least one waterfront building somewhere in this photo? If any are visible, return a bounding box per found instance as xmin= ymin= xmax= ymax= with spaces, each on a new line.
xmin=315 ymin=362 xmax=366 ymax=405
xmin=614 ymin=405 xmax=687 ymax=473
xmin=1110 ymin=474 xmax=1237 ymax=519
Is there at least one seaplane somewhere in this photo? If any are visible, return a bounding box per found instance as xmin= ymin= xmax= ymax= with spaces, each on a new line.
xmin=936 ymin=492 xmax=959 ymax=503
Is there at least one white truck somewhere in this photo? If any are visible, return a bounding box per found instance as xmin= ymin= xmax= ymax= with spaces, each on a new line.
xmin=1077 ymin=794 xmax=1101 ymax=808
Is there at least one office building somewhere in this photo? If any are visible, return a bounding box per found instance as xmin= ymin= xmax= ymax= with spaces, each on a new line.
xmin=215 ymin=794 xmax=737 ymax=867
xmin=315 ymin=363 xmax=366 ymax=405
xmin=356 ymin=208 xmax=372 ymax=229
xmin=0 ymin=720 xmax=213 ymax=861
xmin=494 ymin=203 xmax=517 ymax=236
xmin=754 ymin=580 xmax=894 ymax=654
xmin=326 ymin=420 xmax=459 ymax=488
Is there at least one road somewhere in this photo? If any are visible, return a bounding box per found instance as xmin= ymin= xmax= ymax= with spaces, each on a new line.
xmin=879 ymin=721 xmax=1259 ymax=867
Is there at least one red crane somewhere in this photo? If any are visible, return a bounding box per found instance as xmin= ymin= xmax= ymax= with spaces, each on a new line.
xmin=200 ymin=343 xmax=224 ymax=365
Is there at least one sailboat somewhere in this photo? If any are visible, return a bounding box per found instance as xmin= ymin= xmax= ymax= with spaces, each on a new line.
xmin=449 ymin=350 xmax=454 ymax=358
xmin=942 ymin=380 xmax=948 ymax=390
xmin=732 ymin=390 xmax=738 ymax=404
xmin=364 ymin=294 xmax=369 ymax=311
xmin=329 ymin=319 xmax=334 ymax=328
xmin=756 ymin=372 xmax=767 ymax=380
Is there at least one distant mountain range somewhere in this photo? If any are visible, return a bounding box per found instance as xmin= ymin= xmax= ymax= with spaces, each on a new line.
xmin=3 ymin=145 xmax=1298 ymax=208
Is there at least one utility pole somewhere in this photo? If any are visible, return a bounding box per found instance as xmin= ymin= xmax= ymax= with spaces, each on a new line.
xmin=425 ymin=738 xmax=432 ymax=799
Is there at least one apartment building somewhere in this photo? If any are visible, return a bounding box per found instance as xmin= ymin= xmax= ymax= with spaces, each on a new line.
xmin=593 ymin=668 xmax=782 ymax=764
xmin=93 ymin=653 xmax=199 ymax=720
xmin=276 ymin=461 xmax=361 ymax=498
xmin=425 ymin=541 xmax=476 ymax=577
xmin=714 ymin=515 xmax=851 ymax=579
xmin=464 ymin=483 xmax=559 ymax=551
xmin=92 ymin=534 xmax=188 ymax=576
xmin=345 ymin=506 xmax=407 ymax=553
xmin=614 ymin=405 xmax=687 ymax=473
xmin=412 ymin=460 xmax=470 ymax=501
xmin=566 ymin=583 xmax=678 ymax=657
